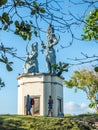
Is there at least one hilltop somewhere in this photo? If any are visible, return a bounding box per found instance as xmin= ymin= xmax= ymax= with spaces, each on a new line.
xmin=0 ymin=114 xmax=98 ymax=130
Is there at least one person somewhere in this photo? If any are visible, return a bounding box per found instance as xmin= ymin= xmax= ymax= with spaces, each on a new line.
xmin=26 ymin=95 xmax=32 ymax=115
xmin=48 ymin=96 xmax=53 ymax=116
xmin=23 ymin=42 xmax=39 ymax=73
xmin=41 ymin=24 xmax=60 ymax=74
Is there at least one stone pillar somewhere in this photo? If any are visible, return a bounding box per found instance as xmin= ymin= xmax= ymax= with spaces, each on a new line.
xmin=17 ymin=73 xmax=64 ymax=116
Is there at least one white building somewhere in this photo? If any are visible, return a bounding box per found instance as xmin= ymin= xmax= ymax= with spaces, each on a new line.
xmin=17 ymin=73 xmax=64 ymax=116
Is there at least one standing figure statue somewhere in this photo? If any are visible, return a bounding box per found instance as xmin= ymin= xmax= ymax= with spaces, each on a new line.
xmin=41 ymin=24 xmax=60 ymax=74
xmin=23 ymin=42 xmax=39 ymax=73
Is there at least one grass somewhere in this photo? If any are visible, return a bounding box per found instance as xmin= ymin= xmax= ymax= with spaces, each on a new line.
xmin=0 ymin=114 xmax=98 ymax=130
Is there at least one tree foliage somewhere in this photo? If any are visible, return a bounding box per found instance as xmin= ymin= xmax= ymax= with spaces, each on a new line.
xmin=0 ymin=0 xmax=70 ymax=41
xmin=0 ymin=0 xmax=46 ymax=40
xmin=52 ymin=62 xmax=69 ymax=76
xmin=82 ymin=8 xmax=98 ymax=41
xmin=64 ymin=69 xmax=98 ymax=111
xmin=81 ymin=7 xmax=98 ymax=72
xmin=0 ymin=43 xmax=16 ymax=88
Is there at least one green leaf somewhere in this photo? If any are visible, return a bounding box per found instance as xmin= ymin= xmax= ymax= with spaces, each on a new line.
xmin=15 ymin=21 xmax=19 ymax=27
xmin=9 ymin=62 xmax=13 ymax=64
xmin=3 ymin=25 xmax=8 ymax=30
xmin=0 ymin=0 xmax=7 ymax=7
xmin=0 ymin=58 xmax=5 ymax=63
xmin=2 ymin=13 xmax=9 ymax=23
xmin=89 ymin=102 xmax=96 ymax=108
xmin=28 ymin=32 xmax=32 ymax=40
xmin=18 ymin=1 xmax=25 ymax=6
xmin=34 ymin=30 xmax=37 ymax=37
xmin=63 ymin=64 xmax=69 ymax=68
xmin=6 ymin=64 xmax=13 ymax=71
xmin=52 ymin=64 xmax=57 ymax=69
xmin=23 ymin=35 xmax=27 ymax=40
xmin=30 ymin=20 xmax=33 ymax=24
xmin=32 ymin=1 xmax=38 ymax=8
xmin=40 ymin=8 xmax=46 ymax=13
xmin=31 ymin=10 xmax=36 ymax=15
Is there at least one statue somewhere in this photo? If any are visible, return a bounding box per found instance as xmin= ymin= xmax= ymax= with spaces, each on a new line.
xmin=23 ymin=42 xmax=39 ymax=73
xmin=41 ymin=24 xmax=60 ymax=74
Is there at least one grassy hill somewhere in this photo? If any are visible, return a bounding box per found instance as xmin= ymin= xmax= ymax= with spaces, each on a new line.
xmin=0 ymin=114 xmax=98 ymax=130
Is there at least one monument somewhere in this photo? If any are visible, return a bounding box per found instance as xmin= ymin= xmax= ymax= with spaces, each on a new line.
xmin=17 ymin=24 xmax=64 ymax=116
xmin=41 ymin=24 xmax=59 ymax=74
xmin=23 ymin=42 xmax=39 ymax=73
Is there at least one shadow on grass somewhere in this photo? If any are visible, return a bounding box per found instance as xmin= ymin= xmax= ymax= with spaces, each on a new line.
xmin=0 ymin=116 xmax=25 ymax=130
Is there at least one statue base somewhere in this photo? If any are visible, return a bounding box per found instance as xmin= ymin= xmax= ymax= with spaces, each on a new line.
xmin=17 ymin=73 xmax=64 ymax=116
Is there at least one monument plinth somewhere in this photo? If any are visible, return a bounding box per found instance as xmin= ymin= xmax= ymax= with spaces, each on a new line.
xmin=17 ymin=73 xmax=64 ymax=116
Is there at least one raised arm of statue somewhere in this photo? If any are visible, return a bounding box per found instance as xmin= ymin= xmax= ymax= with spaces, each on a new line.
xmin=46 ymin=34 xmax=59 ymax=48
xmin=46 ymin=24 xmax=59 ymax=48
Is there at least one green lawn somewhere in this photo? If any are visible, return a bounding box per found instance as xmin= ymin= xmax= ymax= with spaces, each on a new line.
xmin=0 ymin=114 xmax=98 ymax=130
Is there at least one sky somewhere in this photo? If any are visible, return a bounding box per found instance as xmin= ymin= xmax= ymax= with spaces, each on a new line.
xmin=0 ymin=0 xmax=98 ymax=115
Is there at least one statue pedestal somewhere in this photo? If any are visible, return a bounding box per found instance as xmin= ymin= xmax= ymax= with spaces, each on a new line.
xmin=17 ymin=73 xmax=64 ymax=116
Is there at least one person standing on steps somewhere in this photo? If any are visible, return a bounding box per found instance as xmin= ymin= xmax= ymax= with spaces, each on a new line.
xmin=26 ymin=95 xmax=32 ymax=115
xmin=48 ymin=96 xmax=53 ymax=116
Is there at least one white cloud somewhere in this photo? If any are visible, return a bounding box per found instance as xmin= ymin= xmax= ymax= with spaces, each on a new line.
xmin=80 ymin=103 xmax=86 ymax=108
xmin=64 ymin=101 xmax=95 ymax=115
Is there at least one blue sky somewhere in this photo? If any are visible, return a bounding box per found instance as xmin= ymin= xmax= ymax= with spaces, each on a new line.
xmin=0 ymin=1 xmax=98 ymax=115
